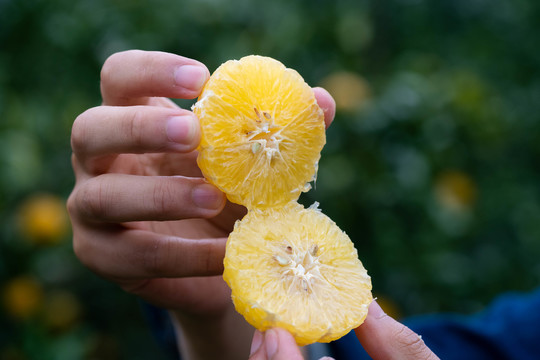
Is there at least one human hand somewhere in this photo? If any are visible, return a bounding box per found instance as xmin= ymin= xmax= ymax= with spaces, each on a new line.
xmin=68 ymin=50 xmax=237 ymax=315
xmin=67 ymin=50 xmax=336 ymax=359
xmin=248 ymin=301 xmax=439 ymax=360
xmin=248 ymin=328 xmax=307 ymax=360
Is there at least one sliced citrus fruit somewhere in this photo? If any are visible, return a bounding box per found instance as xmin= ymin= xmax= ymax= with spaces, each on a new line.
xmin=193 ymin=55 xmax=326 ymax=209
xmin=223 ymin=202 xmax=372 ymax=346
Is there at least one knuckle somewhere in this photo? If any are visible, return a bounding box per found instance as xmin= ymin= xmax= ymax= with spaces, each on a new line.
xmin=76 ymin=177 xmax=108 ymax=221
xmin=202 ymin=240 xmax=225 ymax=274
xmin=71 ymin=233 xmax=86 ymax=262
xmin=141 ymin=236 xmax=173 ymax=276
xmin=100 ymin=58 xmax=115 ymax=90
xmin=151 ymin=180 xmax=179 ymax=215
xmin=100 ymin=51 xmax=125 ymax=84
xmin=71 ymin=109 xmax=91 ymax=154
xmin=72 ymin=232 xmax=94 ymax=270
xmin=122 ymin=108 xmax=146 ymax=148
xmin=66 ymin=191 xmax=79 ymax=218
xmin=393 ymin=325 xmax=432 ymax=359
xmin=138 ymin=53 xmax=157 ymax=83
xmin=100 ymin=50 xmax=141 ymax=95
xmin=67 ymin=190 xmax=97 ymax=270
xmin=72 ymin=231 xmax=110 ymax=280
xmin=101 ymin=50 xmax=148 ymax=86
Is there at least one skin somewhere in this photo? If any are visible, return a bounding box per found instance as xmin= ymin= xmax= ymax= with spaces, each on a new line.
xmin=68 ymin=49 xmax=437 ymax=360
xmin=248 ymin=301 xmax=440 ymax=360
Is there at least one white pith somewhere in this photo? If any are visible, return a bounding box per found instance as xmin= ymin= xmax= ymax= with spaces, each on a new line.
xmin=274 ymin=242 xmax=323 ymax=293
xmin=247 ymin=108 xmax=284 ymax=160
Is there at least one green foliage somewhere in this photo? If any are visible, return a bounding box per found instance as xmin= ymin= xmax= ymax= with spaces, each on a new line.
xmin=1 ymin=0 xmax=540 ymax=358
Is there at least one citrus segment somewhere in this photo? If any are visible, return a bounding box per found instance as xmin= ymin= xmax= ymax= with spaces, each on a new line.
xmin=223 ymin=203 xmax=372 ymax=346
xmin=193 ymin=55 xmax=325 ymax=209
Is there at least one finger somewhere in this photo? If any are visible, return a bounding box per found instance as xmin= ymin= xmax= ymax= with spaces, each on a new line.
xmin=354 ymin=301 xmax=440 ymax=360
xmin=72 ymin=226 xmax=227 ymax=281
xmin=70 ymin=174 xmax=225 ymax=223
xmin=250 ymin=330 xmax=264 ymax=358
xmin=313 ymin=87 xmax=336 ymax=129
xmin=72 ymin=105 xmax=200 ymax=160
xmin=100 ymin=50 xmax=209 ymax=105
xmin=121 ymin=275 xmax=230 ymax=311
xmin=249 ymin=328 xmax=304 ymax=360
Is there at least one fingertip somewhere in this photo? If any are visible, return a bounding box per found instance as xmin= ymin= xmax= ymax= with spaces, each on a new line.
xmin=368 ymin=299 xmax=387 ymax=319
xmin=313 ymin=87 xmax=336 ymax=129
xmin=268 ymin=328 xmax=304 ymax=360
xmin=166 ymin=114 xmax=200 ymax=151
xmin=250 ymin=330 xmax=264 ymax=356
xmin=100 ymin=50 xmax=210 ymax=104
xmin=174 ymin=64 xmax=210 ymax=96
xmin=354 ymin=300 xmax=386 ymax=340
xmin=265 ymin=329 xmax=279 ymax=358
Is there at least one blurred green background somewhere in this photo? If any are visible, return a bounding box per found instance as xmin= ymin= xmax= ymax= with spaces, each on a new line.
xmin=1 ymin=0 xmax=540 ymax=358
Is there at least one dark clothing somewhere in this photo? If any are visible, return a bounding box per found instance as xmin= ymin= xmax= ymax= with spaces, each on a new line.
xmin=145 ymin=288 xmax=540 ymax=359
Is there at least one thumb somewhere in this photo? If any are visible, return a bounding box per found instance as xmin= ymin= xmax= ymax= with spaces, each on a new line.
xmin=354 ymin=301 xmax=440 ymax=360
xmin=249 ymin=328 xmax=304 ymax=360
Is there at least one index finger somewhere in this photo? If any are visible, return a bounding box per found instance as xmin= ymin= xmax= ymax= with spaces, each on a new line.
xmin=101 ymin=50 xmax=210 ymax=105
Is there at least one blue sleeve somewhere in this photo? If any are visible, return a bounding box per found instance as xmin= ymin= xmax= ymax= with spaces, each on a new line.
xmin=142 ymin=288 xmax=540 ymax=359
xmin=140 ymin=301 xmax=181 ymax=360
xmin=330 ymin=288 xmax=540 ymax=359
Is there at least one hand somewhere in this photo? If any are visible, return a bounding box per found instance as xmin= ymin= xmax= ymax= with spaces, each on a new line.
xmin=248 ymin=301 xmax=439 ymax=360
xmin=68 ymin=50 xmax=235 ymax=315
xmin=248 ymin=328 xmax=307 ymax=360
xmin=67 ymin=50 xmax=336 ymax=359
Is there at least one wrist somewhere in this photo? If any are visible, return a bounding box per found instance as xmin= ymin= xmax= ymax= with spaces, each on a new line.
xmin=169 ymin=306 xmax=254 ymax=360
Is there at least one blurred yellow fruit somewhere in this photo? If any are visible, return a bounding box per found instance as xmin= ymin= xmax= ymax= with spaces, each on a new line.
xmin=193 ymin=55 xmax=326 ymax=209
xmin=223 ymin=203 xmax=372 ymax=346
xmin=319 ymin=71 xmax=370 ymax=112
xmin=435 ymin=171 xmax=477 ymax=211
xmin=43 ymin=290 xmax=81 ymax=331
xmin=2 ymin=275 xmax=43 ymax=319
xmin=17 ymin=193 xmax=69 ymax=245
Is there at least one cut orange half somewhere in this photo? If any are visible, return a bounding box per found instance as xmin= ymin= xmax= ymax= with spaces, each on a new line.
xmin=223 ymin=203 xmax=373 ymax=346
xmin=193 ymin=55 xmax=325 ymax=209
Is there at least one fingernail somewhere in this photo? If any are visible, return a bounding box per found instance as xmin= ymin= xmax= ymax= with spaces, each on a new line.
xmin=265 ymin=329 xmax=278 ymax=359
xmin=192 ymin=184 xmax=224 ymax=210
xmin=174 ymin=65 xmax=208 ymax=92
xmin=166 ymin=115 xmax=197 ymax=145
xmin=250 ymin=330 xmax=264 ymax=356
xmin=369 ymin=300 xmax=387 ymax=319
